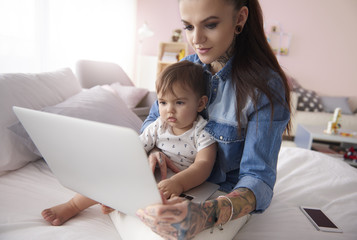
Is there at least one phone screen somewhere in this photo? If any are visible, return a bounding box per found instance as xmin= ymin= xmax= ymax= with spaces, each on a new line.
xmin=303 ymin=208 xmax=338 ymax=228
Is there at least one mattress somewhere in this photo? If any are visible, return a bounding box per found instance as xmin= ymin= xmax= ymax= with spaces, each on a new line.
xmin=0 ymin=159 xmax=121 ymax=240
xmin=1 ymin=147 xmax=356 ymax=240
xmin=110 ymin=147 xmax=357 ymax=240
xmin=235 ymin=147 xmax=357 ymax=240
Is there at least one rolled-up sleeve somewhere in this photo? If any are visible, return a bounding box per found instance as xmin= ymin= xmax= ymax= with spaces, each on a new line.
xmin=235 ymin=85 xmax=290 ymax=213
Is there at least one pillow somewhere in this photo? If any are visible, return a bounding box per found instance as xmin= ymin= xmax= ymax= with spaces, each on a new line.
xmin=109 ymin=82 xmax=149 ymax=109
xmin=293 ymin=86 xmax=324 ymax=112
xmin=320 ymin=96 xmax=353 ymax=115
xmin=76 ymin=59 xmax=134 ymax=88
xmin=286 ymin=74 xmax=301 ymax=90
xmin=348 ymin=96 xmax=357 ymax=113
xmin=0 ymin=68 xmax=81 ymax=175
xmin=8 ymin=86 xmax=143 ymax=157
xmin=290 ymin=91 xmax=299 ymax=113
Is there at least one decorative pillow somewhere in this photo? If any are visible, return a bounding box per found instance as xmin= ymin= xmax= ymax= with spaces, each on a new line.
xmin=0 ymin=68 xmax=81 ymax=175
xmin=109 ymin=82 xmax=149 ymax=109
xmin=320 ymin=96 xmax=353 ymax=115
xmin=294 ymin=86 xmax=324 ymax=112
xmin=8 ymin=86 xmax=143 ymax=157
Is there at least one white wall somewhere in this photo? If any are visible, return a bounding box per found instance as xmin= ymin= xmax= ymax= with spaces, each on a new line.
xmin=0 ymin=0 xmax=137 ymax=80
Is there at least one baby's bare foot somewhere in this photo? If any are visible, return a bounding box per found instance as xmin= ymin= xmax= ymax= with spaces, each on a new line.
xmin=101 ymin=204 xmax=115 ymax=214
xmin=41 ymin=199 xmax=81 ymax=226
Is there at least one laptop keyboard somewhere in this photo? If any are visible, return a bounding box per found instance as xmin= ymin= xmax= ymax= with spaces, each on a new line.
xmin=179 ymin=193 xmax=194 ymax=201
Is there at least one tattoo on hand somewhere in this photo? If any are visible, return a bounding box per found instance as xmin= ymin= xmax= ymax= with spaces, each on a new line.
xmin=170 ymin=200 xmax=218 ymax=239
xmin=164 ymin=188 xmax=255 ymax=239
xmin=162 ymin=208 xmax=182 ymax=216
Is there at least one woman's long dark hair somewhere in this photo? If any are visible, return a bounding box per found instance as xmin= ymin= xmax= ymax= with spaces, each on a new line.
xmin=229 ymin=0 xmax=291 ymax=135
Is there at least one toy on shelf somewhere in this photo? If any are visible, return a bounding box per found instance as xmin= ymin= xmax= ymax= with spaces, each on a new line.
xmin=324 ymin=108 xmax=341 ymax=135
xmin=171 ymin=29 xmax=182 ymax=42
xmin=265 ymin=23 xmax=291 ymax=56
xmin=344 ymin=147 xmax=357 ymax=161
xmin=177 ymin=49 xmax=185 ymax=61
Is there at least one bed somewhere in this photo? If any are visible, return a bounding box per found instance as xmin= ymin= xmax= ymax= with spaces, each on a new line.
xmin=1 ymin=65 xmax=356 ymax=240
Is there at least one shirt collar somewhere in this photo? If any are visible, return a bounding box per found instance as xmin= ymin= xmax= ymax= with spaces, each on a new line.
xmin=196 ymin=55 xmax=234 ymax=81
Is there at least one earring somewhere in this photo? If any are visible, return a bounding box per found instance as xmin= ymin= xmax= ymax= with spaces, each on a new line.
xmin=235 ymin=25 xmax=242 ymax=34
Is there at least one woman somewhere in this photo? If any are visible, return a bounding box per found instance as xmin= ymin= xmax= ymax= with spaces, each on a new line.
xmin=137 ymin=0 xmax=291 ymax=239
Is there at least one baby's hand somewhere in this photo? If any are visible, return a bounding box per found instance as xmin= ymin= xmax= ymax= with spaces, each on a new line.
xmin=158 ymin=178 xmax=184 ymax=199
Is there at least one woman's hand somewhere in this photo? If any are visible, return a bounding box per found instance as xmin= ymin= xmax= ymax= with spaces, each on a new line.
xmin=136 ymin=196 xmax=217 ymax=240
xmin=158 ymin=178 xmax=184 ymax=199
xmin=148 ymin=150 xmax=181 ymax=180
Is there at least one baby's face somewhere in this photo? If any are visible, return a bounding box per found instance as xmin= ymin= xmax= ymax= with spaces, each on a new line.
xmin=157 ymin=84 xmax=201 ymax=135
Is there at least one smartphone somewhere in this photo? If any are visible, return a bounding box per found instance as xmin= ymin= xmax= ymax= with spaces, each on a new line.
xmin=300 ymin=206 xmax=342 ymax=233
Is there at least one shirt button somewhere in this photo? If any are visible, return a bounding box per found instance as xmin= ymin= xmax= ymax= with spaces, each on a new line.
xmin=219 ymin=136 xmax=223 ymax=140
xmin=214 ymin=88 xmax=217 ymax=92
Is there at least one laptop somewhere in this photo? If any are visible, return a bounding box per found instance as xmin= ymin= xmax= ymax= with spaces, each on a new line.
xmin=13 ymin=106 xmax=219 ymax=217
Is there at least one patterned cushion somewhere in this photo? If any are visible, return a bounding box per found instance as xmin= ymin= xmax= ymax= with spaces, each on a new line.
xmin=294 ymin=86 xmax=324 ymax=112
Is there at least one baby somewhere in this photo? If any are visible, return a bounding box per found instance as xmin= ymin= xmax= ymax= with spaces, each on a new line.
xmin=42 ymin=60 xmax=217 ymax=226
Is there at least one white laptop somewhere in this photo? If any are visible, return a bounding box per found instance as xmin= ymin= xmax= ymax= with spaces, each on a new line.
xmin=13 ymin=106 xmax=219 ymax=217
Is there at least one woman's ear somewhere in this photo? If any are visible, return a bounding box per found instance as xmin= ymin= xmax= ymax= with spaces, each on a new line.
xmin=235 ymin=6 xmax=249 ymax=34
xmin=197 ymin=95 xmax=208 ymax=112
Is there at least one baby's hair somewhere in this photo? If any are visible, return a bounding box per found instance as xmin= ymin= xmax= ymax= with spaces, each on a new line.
xmin=156 ymin=60 xmax=207 ymax=98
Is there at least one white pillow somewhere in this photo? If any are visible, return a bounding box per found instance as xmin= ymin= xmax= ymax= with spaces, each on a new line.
xmin=8 ymin=86 xmax=143 ymax=157
xmin=110 ymin=82 xmax=149 ymax=109
xmin=0 ymin=68 xmax=81 ymax=175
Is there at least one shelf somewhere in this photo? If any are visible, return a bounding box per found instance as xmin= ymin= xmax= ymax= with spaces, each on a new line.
xmin=157 ymin=42 xmax=188 ymax=75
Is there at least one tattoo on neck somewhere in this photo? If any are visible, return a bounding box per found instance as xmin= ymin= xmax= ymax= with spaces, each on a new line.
xmin=212 ymin=37 xmax=235 ymax=70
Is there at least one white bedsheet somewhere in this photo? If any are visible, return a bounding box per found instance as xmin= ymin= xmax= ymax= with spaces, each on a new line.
xmin=0 ymin=160 xmax=121 ymax=240
xmin=236 ymin=147 xmax=357 ymax=240
xmin=1 ymin=147 xmax=356 ymax=240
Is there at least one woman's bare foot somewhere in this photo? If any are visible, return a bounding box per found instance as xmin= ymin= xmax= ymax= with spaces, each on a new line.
xmin=41 ymin=199 xmax=81 ymax=226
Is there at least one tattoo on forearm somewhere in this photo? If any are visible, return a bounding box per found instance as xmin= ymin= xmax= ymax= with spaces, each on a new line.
xmin=227 ymin=188 xmax=256 ymax=219
xmin=167 ymin=188 xmax=255 ymax=239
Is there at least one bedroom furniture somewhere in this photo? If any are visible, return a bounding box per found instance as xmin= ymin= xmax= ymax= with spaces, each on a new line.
xmin=294 ymin=124 xmax=357 ymax=149
xmin=266 ymin=24 xmax=291 ymax=56
xmin=76 ymin=59 xmax=157 ymax=121
xmin=157 ymin=42 xmax=188 ymax=75
xmin=1 ymin=66 xmax=356 ymax=240
xmin=289 ymin=88 xmax=357 ymax=137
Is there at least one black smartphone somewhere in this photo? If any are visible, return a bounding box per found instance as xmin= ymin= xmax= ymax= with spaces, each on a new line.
xmin=300 ymin=206 xmax=342 ymax=233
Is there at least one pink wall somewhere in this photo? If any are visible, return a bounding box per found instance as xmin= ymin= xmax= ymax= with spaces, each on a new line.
xmin=136 ymin=0 xmax=184 ymax=56
xmin=259 ymin=0 xmax=357 ymax=97
xmin=137 ymin=0 xmax=357 ymax=97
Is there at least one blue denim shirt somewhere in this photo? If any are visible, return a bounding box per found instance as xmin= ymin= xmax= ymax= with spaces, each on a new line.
xmin=141 ymin=54 xmax=290 ymax=213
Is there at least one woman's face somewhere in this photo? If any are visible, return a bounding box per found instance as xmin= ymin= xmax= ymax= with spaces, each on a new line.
xmin=179 ymin=0 xmax=237 ymax=65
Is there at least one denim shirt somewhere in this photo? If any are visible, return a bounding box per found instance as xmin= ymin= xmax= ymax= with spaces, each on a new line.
xmin=141 ymin=54 xmax=290 ymax=213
